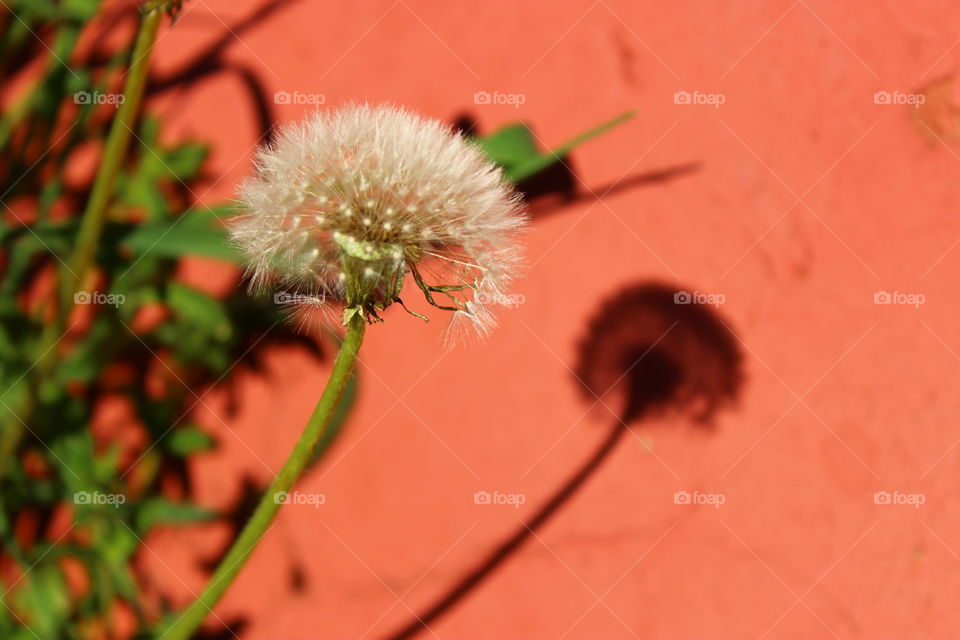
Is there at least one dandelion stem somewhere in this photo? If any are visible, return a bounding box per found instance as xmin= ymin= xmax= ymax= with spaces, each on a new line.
xmin=162 ymin=314 xmax=366 ymax=640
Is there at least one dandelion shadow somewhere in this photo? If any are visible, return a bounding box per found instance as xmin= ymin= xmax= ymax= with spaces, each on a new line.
xmin=384 ymin=281 xmax=743 ymax=640
xmin=575 ymin=282 xmax=744 ymax=425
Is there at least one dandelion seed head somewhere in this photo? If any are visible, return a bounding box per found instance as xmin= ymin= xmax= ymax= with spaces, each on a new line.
xmin=230 ymin=103 xmax=526 ymax=338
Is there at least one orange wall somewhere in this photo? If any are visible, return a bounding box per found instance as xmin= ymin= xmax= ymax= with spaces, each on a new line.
xmin=139 ymin=1 xmax=960 ymax=637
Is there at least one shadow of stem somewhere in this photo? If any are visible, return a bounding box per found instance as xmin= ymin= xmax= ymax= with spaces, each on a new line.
xmin=386 ymin=421 xmax=629 ymax=640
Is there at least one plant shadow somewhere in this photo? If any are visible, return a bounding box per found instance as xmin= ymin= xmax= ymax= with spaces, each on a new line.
xmin=384 ymin=281 xmax=744 ymax=639
xmin=452 ymin=113 xmax=700 ymax=214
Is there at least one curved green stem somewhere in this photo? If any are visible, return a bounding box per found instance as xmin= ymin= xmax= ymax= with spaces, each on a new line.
xmin=59 ymin=4 xmax=163 ymax=316
xmin=162 ymin=314 xmax=366 ymax=640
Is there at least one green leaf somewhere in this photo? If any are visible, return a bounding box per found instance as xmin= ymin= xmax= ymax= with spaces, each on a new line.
xmin=122 ymin=207 xmax=241 ymax=262
xmin=55 ymin=317 xmax=118 ymax=384
xmin=60 ymin=0 xmax=101 ymax=21
xmin=123 ymin=177 xmax=169 ymax=220
xmin=165 ymin=425 xmax=215 ymax=456
xmin=476 ymin=110 xmax=637 ymax=183
xmin=13 ymin=562 xmax=71 ymax=639
xmin=49 ymin=429 xmax=98 ymax=491
xmin=93 ymin=444 xmax=121 ymax=485
xmin=135 ymin=498 xmax=216 ymax=534
xmin=0 ymin=221 xmax=75 ymax=295
xmin=473 ymin=123 xmax=540 ymax=169
xmin=161 ymin=143 xmax=207 ymax=180
xmin=152 ymin=283 xmax=235 ymax=370
xmin=85 ymin=523 xmax=142 ymax=615
xmin=166 ymin=283 xmax=231 ymax=337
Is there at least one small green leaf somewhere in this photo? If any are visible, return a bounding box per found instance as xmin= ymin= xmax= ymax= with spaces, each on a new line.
xmin=61 ymin=0 xmax=101 ymax=21
xmin=1 ymin=221 xmax=75 ymax=294
xmin=165 ymin=425 xmax=215 ymax=456
xmin=13 ymin=562 xmax=71 ymax=638
xmin=161 ymin=143 xmax=207 ymax=180
xmin=56 ymin=318 xmax=118 ymax=385
xmin=475 ymin=110 xmax=637 ymax=184
xmin=509 ymin=110 xmax=637 ymax=182
xmin=122 ymin=207 xmax=240 ymax=262
xmin=135 ymin=498 xmax=216 ymax=534
xmin=166 ymin=283 xmax=231 ymax=336
xmin=49 ymin=430 xmax=98 ymax=491
xmin=473 ymin=123 xmax=540 ymax=169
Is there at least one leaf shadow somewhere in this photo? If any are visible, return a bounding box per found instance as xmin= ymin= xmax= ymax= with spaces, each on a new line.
xmin=452 ymin=112 xmax=700 ymax=215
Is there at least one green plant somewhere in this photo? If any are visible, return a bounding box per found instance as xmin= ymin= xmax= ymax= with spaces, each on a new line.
xmin=0 ymin=2 xmax=633 ymax=638
xmin=0 ymin=3 xmax=320 ymax=637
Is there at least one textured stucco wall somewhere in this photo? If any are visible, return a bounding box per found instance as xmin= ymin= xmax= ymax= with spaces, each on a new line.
xmin=140 ymin=1 xmax=960 ymax=637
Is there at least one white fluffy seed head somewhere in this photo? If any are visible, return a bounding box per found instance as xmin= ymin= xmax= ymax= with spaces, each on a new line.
xmin=230 ymin=103 xmax=526 ymax=339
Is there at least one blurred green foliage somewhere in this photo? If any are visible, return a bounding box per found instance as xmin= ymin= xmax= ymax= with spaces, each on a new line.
xmin=0 ymin=2 xmax=318 ymax=637
xmin=0 ymin=1 xmax=630 ymax=637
